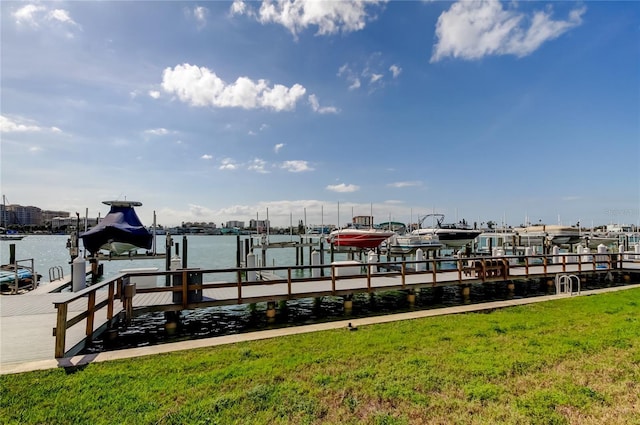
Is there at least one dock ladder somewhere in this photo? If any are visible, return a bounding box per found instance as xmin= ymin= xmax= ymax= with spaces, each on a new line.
xmin=49 ymin=266 xmax=64 ymax=282
xmin=555 ymin=274 xmax=581 ymax=296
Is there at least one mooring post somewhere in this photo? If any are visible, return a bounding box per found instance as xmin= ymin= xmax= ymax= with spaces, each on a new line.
xmin=460 ymin=285 xmax=471 ymax=303
xmin=344 ymin=293 xmax=353 ymax=313
xmin=182 ymin=236 xmax=188 ymax=268
xmin=9 ymin=243 xmax=16 ymax=265
xmin=266 ymin=301 xmax=276 ymax=321
xmin=407 ymin=289 xmax=416 ymax=306
xmin=165 ymin=311 xmax=179 ymax=335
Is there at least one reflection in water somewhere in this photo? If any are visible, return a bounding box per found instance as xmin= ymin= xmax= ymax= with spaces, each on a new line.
xmin=86 ymin=274 xmax=624 ymax=354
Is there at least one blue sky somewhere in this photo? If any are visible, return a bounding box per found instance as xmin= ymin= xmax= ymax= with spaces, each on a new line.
xmin=1 ymin=0 xmax=638 ymax=229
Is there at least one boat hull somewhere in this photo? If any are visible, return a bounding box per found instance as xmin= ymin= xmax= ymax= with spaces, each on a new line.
xmin=412 ymin=229 xmax=481 ymax=248
xmin=330 ymin=229 xmax=395 ymax=249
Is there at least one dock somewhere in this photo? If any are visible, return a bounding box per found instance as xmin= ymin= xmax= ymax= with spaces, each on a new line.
xmin=1 ymin=252 xmax=639 ymax=373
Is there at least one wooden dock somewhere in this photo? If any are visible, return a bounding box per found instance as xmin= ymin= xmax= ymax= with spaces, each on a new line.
xmin=1 ymin=252 xmax=639 ymax=369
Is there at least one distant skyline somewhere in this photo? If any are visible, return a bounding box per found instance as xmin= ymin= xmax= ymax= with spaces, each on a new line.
xmin=2 ymin=1 xmax=638 ymax=228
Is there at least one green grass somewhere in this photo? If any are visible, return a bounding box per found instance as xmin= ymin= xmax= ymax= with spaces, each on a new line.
xmin=2 ymin=289 xmax=639 ymax=424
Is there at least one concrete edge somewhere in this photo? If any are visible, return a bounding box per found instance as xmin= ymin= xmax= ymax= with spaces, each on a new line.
xmin=2 ymin=283 xmax=639 ymax=375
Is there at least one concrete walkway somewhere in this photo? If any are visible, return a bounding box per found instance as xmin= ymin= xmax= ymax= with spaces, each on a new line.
xmin=2 ymin=283 xmax=638 ymax=375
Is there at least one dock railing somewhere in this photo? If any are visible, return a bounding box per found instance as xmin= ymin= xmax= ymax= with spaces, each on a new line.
xmin=52 ymin=251 xmax=638 ymax=358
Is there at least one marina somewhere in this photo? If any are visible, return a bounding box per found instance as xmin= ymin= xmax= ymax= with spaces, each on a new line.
xmin=2 ymin=203 xmax=640 ymax=372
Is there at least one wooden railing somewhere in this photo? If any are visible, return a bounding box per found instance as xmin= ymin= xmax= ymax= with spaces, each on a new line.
xmin=52 ymin=252 xmax=637 ymax=358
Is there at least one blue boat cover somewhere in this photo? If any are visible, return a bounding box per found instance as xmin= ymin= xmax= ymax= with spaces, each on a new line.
xmin=80 ymin=205 xmax=153 ymax=254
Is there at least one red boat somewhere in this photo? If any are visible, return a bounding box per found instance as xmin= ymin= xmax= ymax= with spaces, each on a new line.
xmin=329 ymin=227 xmax=395 ymax=249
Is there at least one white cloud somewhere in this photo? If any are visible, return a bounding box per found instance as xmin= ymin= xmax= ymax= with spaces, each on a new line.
xmin=144 ymin=128 xmax=170 ymax=136
xmin=431 ymin=0 xmax=586 ymax=62
xmin=274 ymin=143 xmax=285 ymax=153
xmin=13 ymin=4 xmax=81 ymax=36
xmin=248 ymin=158 xmax=269 ymax=173
xmin=230 ymin=0 xmax=250 ymax=17
xmin=308 ymin=94 xmax=338 ymax=114
xmin=232 ymin=0 xmax=387 ymax=37
xmin=0 ymin=115 xmax=60 ymax=133
xmin=48 ymin=9 xmax=78 ymax=26
xmin=387 ymin=181 xmax=422 ymax=188
xmin=29 ymin=146 xmax=42 ymax=153
xmin=201 ymin=154 xmax=213 ymax=160
xmin=148 ymin=90 xmax=161 ymax=99
xmin=326 ymin=183 xmax=360 ymax=193
xmin=389 ymin=64 xmax=402 ymax=78
xmin=338 ymin=64 xmax=361 ymax=91
xmin=192 ymin=6 xmax=209 ymax=28
xmin=13 ymin=4 xmax=46 ymax=27
xmin=338 ymin=53 xmax=395 ymax=91
xmin=281 ymin=160 xmax=313 ymax=172
xmin=219 ymin=158 xmax=237 ymax=170
xmin=161 ymin=64 xmax=307 ymax=112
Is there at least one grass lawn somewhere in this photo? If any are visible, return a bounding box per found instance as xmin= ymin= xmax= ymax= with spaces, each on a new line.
xmin=1 ymin=288 xmax=639 ymax=425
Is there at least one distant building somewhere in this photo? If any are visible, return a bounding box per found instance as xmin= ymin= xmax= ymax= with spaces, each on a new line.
xmin=249 ymin=219 xmax=270 ymax=233
xmin=42 ymin=210 xmax=70 ymax=224
xmin=352 ymin=215 xmax=373 ymax=227
xmin=51 ymin=216 xmax=99 ymax=230
xmin=225 ymin=220 xmax=245 ymax=229
xmin=1 ymin=204 xmax=42 ymax=226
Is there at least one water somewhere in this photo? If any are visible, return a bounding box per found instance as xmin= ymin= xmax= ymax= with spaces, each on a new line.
xmin=0 ymin=234 xmax=324 ymax=285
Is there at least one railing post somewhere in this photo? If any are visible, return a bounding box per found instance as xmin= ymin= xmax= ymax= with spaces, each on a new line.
xmin=432 ymin=258 xmax=437 ymax=285
xmin=543 ymin=256 xmax=548 ymax=275
xmin=401 ymin=262 xmax=406 ymax=287
xmin=578 ymin=254 xmax=582 ymax=273
xmin=525 ymin=256 xmax=529 ymax=277
xmin=124 ymin=283 xmax=136 ymax=326
xmin=367 ymin=263 xmax=372 ymax=291
xmin=562 ymin=254 xmax=566 ymax=272
xmin=116 ymin=277 xmax=123 ymax=299
xmin=237 ymin=270 xmax=242 ymax=303
xmin=502 ymin=258 xmax=509 ymax=279
xmin=54 ymin=303 xmax=68 ymax=358
xmin=107 ymin=281 xmax=115 ymax=324
xmin=480 ymin=258 xmax=486 ymax=282
xmin=85 ymin=291 xmax=96 ymax=338
xmin=287 ymin=268 xmax=292 ymax=297
xmin=331 ymin=265 xmax=336 ymax=294
xmin=181 ymin=270 xmax=188 ymax=309
xmin=457 ymin=258 xmax=462 ymax=283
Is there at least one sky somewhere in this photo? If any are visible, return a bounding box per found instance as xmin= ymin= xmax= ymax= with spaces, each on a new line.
xmin=1 ymin=0 xmax=639 ymax=229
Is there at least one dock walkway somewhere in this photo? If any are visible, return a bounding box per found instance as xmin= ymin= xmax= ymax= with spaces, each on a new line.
xmin=2 ymin=254 xmax=639 ymax=374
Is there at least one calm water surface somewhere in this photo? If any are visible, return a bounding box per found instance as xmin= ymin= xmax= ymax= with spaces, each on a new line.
xmin=1 ymin=234 xmax=326 ymax=284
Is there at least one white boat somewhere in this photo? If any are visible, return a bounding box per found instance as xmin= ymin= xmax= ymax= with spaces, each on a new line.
xmin=329 ymin=225 xmax=395 ymax=249
xmin=81 ymin=200 xmax=153 ymax=256
xmin=515 ymin=224 xmax=581 ymax=246
xmin=581 ymin=233 xmax=619 ymax=249
xmin=387 ymin=233 xmax=442 ymax=254
xmin=411 ymin=214 xmax=481 ymax=248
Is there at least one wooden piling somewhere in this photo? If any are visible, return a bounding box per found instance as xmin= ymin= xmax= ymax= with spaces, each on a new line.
xmin=407 ymin=289 xmax=416 ymax=305
xmin=266 ymin=301 xmax=276 ymax=319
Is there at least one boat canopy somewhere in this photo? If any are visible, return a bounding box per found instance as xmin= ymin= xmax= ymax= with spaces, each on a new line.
xmin=80 ymin=204 xmax=153 ymax=254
